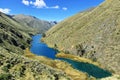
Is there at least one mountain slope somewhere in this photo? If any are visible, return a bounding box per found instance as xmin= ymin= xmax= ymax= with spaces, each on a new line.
xmin=0 ymin=12 xmax=71 ymax=80
xmin=0 ymin=47 xmax=70 ymax=80
xmin=13 ymin=14 xmax=57 ymax=33
xmin=43 ymin=0 xmax=120 ymax=74
xmin=0 ymin=12 xmax=36 ymax=54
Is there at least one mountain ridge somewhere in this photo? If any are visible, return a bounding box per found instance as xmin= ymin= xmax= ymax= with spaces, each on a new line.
xmin=13 ymin=14 xmax=57 ymax=33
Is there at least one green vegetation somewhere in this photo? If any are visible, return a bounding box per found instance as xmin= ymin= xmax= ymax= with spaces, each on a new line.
xmin=0 ymin=0 xmax=120 ymax=79
xmin=42 ymin=33 xmax=46 ymax=37
xmin=117 ymin=76 xmax=120 ymax=79
xmin=75 ymin=44 xmax=86 ymax=57
xmin=0 ymin=47 xmax=71 ymax=80
xmin=0 ymin=12 xmax=70 ymax=80
xmin=43 ymin=0 xmax=120 ymax=75
xmin=0 ymin=12 xmax=36 ymax=54
xmin=24 ymin=48 xmax=96 ymax=80
xmin=0 ymin=73 xmax=12 ymax=80
xmin=2 ymin=66 xmax=9 ymax=72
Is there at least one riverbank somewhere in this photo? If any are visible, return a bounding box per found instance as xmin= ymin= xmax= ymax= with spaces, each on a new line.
xmin=28 ymin=34 xmax=112 ymax=79
xmin=56 ymin=53 xmax=100 ymax=67
xmin=24 ymin=48 xmax=96 ymax=80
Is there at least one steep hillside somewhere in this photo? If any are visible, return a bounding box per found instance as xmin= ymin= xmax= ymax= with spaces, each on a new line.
xmin=0 ymin=12 xmax=36 ymax=54
xmin=0 ymin=47 xmax=70 ymax=80
xmin=0 ymin=12 xmax=71 ymax=80
xmin=0 ymin=12 xmax=35 ymax=33
xmin=43 ymin=0 xmax=120 ymax=74
xmin=13 ymin=14 xmax=57 ymax=33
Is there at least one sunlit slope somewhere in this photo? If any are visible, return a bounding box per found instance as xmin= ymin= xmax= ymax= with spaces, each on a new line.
xmin=0 ymin=12 xmax=35 ymax=33
xmin=43 ymin=0 xmax=120 ymax=74
xmin=0 ymin=47 xmax=71 ymax=80
xmin=0 ymin=12 xmax=36 ymax=54
xmin=0 ymin=12 xmax=71 ymax=80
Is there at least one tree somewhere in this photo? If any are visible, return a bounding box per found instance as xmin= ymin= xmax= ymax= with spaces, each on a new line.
xmin=75 ymin=43 xmax=87 ymax=56
xmin=54 ymin=44 xmax=58 ymax=49
xmin=42 ymin=33 xmax=46 ymax=37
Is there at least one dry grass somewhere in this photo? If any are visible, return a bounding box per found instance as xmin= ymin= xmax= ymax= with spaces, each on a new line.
xmin=100 ymin=75 xmax=120 ymax=80
xmin=24 ymin=48 xmax=95 ymax=80
xmin=0 ymin=47 xmax=71 ymax=80
xmin=43 ymin=0 xmax=120 ymax=74
xmin=56 ymin=53 xmax=100 ymax=67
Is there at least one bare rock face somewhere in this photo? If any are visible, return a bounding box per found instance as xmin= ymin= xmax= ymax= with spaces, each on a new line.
xmin=43 ymin=0 xmax=120 ymax=74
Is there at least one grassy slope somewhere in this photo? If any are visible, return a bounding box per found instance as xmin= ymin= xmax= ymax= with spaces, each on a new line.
xmin=0 ymin=12 xmax=36 ymax=54
xmin=0 ymin=12 xmax=71 ymax=80
xmin=0 ymin=47 xmax=71 ymax=80
xmin=24 ymin=48 xmax=94 ymax=80
xmin=43 ymin=0 xmax=120 ymax=74
xmin=0 ymin=12 xmax=36 ymax=33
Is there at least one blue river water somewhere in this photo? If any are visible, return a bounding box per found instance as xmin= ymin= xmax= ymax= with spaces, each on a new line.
xmin=30 ymin=34 xmax=112 ymax=78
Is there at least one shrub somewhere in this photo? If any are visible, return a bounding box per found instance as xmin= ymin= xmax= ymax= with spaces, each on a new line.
xmin=2 ymin=66 xmax=9 ymax=72
xmin=75 ymin=44 xmax=87 ymax=56
xmin=42 ymin=33 xmax=46 ymax=37
xmin=92 ymin=57 xmax=97 ymax=62
xmin=64 ymin=50 xmax=70 ymax=54
xmin=0 ymin=73 xmax=12 ymax=80
xmin=117 ymin=76 xmax=120 ymax=79
xmin=54 ymin=44 xmax=58 ymax=49
xmin=2 ymin=64 xmax=12 ymax=72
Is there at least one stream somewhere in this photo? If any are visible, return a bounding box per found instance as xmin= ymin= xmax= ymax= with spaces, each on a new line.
xmin=30 ymin=34 xmax=112 ymax=78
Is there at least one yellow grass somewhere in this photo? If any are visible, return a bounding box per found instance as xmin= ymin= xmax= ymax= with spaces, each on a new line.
xmin=24 ymin=48 xmax=95 ymax=80
xmin=56 ymin=52 xmax=100 ymax=67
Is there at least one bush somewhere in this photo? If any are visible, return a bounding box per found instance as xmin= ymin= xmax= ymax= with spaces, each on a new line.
xmin=2 ymin=66 xmax=9 ymax=72
xmin=54 ymin=44 xmax=58 ymax=49
xmin=42 ymin=33 xmax=46 ymax=37
xmin=117 ymin=76 xmax=120 ymax=79
xmin=2 ymin=64 xmax=12 ymax=72
xmin=64 ymin=50 xmax=70 ymax=54
xmin=75 ymin=44 xmax=86 ymax=56
xmin=0 ymin=73 xmax=12 ymax=80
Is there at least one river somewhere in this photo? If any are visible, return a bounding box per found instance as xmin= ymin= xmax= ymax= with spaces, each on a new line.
xmin=30 ymin=34 xmax=112 ymax=78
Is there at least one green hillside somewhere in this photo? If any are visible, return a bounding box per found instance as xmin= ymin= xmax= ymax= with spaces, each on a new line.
xmin=0 ymin=47 xmax=70 ymax=80
xmin=0 ymin=12 xmax=71 ymax=80
xmin=0 ymin=12 xmax=36 ymax=54
xmin=43 ymin=0 xmax=120 ymax=75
